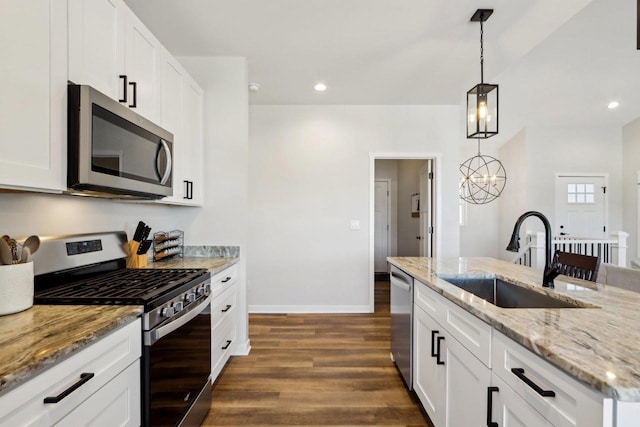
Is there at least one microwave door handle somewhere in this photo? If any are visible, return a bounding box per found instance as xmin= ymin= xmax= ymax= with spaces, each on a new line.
xmin=156 ymin=139 xmax=172 ymax=185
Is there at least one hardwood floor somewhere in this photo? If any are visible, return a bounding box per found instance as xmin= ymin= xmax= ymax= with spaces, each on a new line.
xmin=203 ymin=279 xmax=429 ymax=426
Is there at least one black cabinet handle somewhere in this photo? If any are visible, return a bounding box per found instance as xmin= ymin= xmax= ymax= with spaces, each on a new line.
xmin=486 ymin=386 xmax=499 ymax=427
xmin=128 ymin=81 xmax=137 ymax=108
xmin=119 ymin=75 xmax=128 ymax=103
xmin=221 ymin=276 xmax=231 ymax=283
xmin=511 ymin=368 xmax=555 ymax=397
xmin=183 ymin=180 xmax=190 ymax=199
xmin=221 ymin=340 xmax=232 ymax=350
xmin=436 ymin=336 xmax=445 ymax=365
xmin=189 ymin=181 xmax=193 ymax=199
xmin=430 ymin=330 xmax=439 ymax=357
xmin=221 ymin=304 xmax=232 ymax=312
xmin=44 ymin=373 xmax=95 ymax=404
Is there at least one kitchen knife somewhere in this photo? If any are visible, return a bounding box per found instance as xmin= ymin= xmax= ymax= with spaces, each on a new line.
xmin=141 ymin=225 xmax=151 ymax=242
xmin=136 ymin=239 xmax=152 ymax=255
xmin=133 ymin=221 xmax=145 ymax=242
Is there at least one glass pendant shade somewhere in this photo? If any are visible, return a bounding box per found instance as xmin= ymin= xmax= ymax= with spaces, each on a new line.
xmin=467 ymin=83 xmax=498 ymax=139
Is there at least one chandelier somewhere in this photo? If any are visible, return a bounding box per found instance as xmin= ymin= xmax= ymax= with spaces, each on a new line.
xmin=459 ymin=142 xmax=507 ymax=204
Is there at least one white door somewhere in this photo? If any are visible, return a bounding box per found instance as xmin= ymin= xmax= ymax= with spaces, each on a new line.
xmin=419 ymin=160 xmax=435 ymax=257
xmin=490 ymin=374 xmax=553 ymax=427
xmin=555 ymin=175 xmax=607 ymax=238
xmin=374 ymin=180 xmax=390 ymax=272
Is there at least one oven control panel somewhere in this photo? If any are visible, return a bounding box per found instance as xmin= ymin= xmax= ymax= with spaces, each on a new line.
xmin=144 ymin=280 xmax=211 ymax=330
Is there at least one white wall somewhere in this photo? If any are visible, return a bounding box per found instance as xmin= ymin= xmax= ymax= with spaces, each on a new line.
xmin=623 ymin=116 xmax=640 ymax=264
xmin=248 ymin=105 xmax=461 ymax=312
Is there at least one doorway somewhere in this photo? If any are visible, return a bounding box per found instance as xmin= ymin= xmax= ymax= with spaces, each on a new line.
xmin=370 ymin=154 xmax=439 ymax=313
xmin=555 ymin=174 xmax=607 ymax=238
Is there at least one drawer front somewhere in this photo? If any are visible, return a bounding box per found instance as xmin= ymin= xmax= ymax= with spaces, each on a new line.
xmin=0 ymin=319 xmax=141 ymax=427
xmin=492 ymin=330 xmax=604 ymax=427
xmin=491 ymin=373 xmax=554 ymax=427
xmin=439 ymin=295 xmax=492 ymax=367
xmin=211 ymin=285 xmax=237 ymax=332
xmin=210 ymin=264 xmax=238 ymax=298
xmin=414 ymin=280 xmax=442 ymax=321
xmin=211 ymin=315 xmax=236 ymax=381
xmin=56 ymin=360 xmax=141 ymax=427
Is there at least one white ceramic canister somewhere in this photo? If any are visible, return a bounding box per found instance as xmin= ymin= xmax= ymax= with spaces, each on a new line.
xmin=0 ymin=261 xmax=34 ymax=315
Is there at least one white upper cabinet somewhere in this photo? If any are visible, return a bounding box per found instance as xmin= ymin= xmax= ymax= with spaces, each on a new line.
xmin=68 ymin=0 xmax=125 ymax=100
xmin=124 ymin=10 xmax=161 ymax=122
xmin=181 ymin=75 xmax=205 ymax=205
xmin=68 ymin=0 xmax=161 ymax=123
xmin=0 ymin=0 xmax=67 ymax=193
xmin=159 ymin=50 xmax=204 ymax=206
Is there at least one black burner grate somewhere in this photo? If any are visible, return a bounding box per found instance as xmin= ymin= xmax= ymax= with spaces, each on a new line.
xmin=35 ymin=268 xmax=208 ymax=305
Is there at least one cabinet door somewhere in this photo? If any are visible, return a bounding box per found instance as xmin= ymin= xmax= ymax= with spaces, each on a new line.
xmin=0 ymin=0 xmax=66 ymax=192
xmin=125 ymin=9 xmax=161 ymax=122
xmin=56 ymin=360 xmax=141 ymax=427
xmin=181 ymin=75 xmax=205 ymax=205
xmin=159 ymin=51 xmax=185 ymax=203
xmin=68 ymin=0 xmax=126 ymax=100
xmin=490 ymin=373 xmax=554 ymax=427
xmin=414 ymin=306 xmax=445 ymax=427
xmin=445 ymin=334 xmax=492 ymax=427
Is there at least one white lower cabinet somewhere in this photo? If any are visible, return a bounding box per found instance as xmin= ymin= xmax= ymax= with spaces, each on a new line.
xmin=0 ymin=319 xmax=141 ymax=427
xmin=414 ymin=306 xmax=446 ymax=426
xmin=414 ymin=303 xmax=491 ymax=427
xmin=210 ymin=265 xmax=239 ymax=382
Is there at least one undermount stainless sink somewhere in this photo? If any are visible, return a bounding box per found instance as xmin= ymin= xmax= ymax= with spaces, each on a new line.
xmin=436 ymin=274 xmax=585 ymax=309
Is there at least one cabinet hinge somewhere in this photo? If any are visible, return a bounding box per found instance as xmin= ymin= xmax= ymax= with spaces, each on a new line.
xmin=428 ymin=226 xmax=433 ymax=234
xmin=428 ymin=172 xmax=434 ymax=179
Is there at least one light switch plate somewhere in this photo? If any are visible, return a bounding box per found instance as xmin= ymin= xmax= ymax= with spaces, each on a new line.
xmin=350 ymin=219 xmax=360 ymax=230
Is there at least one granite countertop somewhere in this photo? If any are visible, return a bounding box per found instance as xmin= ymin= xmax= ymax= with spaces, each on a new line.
xmin=388 ymin=256 xmax=640 ymax=402
xmin=0 ymin=305 xmax=142 ymax=395
xmin=149 ymin=256 xmax=238 ymax=275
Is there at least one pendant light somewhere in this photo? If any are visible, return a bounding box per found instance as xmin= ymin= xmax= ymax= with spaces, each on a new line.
xmin=460 ymin=141 xmax=506 ymax=204
xmin=460 ymin=8 xmax=506 ymax=205
xmin=466 ymin=9 xmax=498 ymax=139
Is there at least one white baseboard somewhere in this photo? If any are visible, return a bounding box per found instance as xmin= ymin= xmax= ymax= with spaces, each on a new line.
xmin=248 ymin=305 xmax=373 ymax=314
xmin=231 ymin=339 xmax=251 ymax=356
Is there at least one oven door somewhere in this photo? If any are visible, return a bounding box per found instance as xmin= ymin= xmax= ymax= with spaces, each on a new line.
xmin=143 ymin=294 xmax=212 ymax=427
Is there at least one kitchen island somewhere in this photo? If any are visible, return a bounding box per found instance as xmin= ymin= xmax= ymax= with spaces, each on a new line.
xmin=388 ymin=256 xmax=640 ymax=426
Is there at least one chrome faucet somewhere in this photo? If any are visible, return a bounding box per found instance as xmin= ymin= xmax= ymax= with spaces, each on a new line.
xmin=506 ymin=211 xmax=560 ymax=288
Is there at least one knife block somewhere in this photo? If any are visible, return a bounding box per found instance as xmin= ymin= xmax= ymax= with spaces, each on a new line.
xmin=126 ymin=240 xmax=148 ymax=269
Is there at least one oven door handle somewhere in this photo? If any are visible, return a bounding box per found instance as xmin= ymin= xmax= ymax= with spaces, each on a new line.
xmin=145 ymin=294 xmax=212 ymax=346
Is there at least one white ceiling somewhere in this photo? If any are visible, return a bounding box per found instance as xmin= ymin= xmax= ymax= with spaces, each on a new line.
xmin=125 ymin=0 xmax=596 ymax=105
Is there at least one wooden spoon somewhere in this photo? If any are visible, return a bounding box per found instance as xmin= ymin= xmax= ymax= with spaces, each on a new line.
xmin=0 ymin=239 xmax=12 ymax=265
xmin=23 ymin=235 xmax=40 ymax=255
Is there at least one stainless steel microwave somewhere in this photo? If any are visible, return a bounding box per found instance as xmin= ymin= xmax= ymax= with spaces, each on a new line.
xmin=67 ymin=84 xmax=173 ymax=199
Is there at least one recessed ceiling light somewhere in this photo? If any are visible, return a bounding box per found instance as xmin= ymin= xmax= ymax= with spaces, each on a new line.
xmin=608 ymin=101 xmax=619 ymax=109
xmin=314 ymin=83 xmax=327 ymax=92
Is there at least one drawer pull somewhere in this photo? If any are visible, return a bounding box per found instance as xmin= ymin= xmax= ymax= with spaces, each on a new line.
xmin=44 ymin=372 xmax=95 ymax=404
xmin=511 ymin=368 xmax=556 ymax=397
xmin=436 ymin=336 xmax=445 ymax=365
xmin=221 ymin=276 xmax=232 ymax=283
xmin=221 ymin=304 xmax=232 ymax=312
xmin=221 ymin=340 xmax=232 ymax=350
xmin=486 ymin=386 xmax=499 ymax=427
xmin=431 ymin=330 xmax=439 ymax=357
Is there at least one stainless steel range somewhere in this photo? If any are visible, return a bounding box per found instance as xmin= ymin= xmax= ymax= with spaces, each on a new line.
xmin=32 ymin=231 xmax=212 ymax=427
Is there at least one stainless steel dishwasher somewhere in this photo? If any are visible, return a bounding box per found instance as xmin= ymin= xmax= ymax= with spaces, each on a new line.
xmin=390 ymin=265 xmax=414 ymax=390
